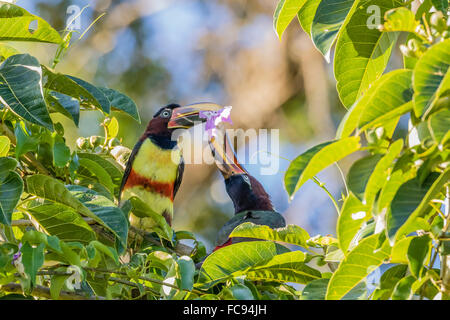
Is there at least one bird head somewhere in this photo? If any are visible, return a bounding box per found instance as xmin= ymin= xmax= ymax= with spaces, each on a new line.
xmin=209 ymin=130 xmax=273 ymax=213
xmin=144 ymin=102 xmax=223 ymax=138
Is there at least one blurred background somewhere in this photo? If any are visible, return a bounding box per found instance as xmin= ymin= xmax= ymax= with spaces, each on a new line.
xmin=13 ymin=0 xmax=385 ymax=251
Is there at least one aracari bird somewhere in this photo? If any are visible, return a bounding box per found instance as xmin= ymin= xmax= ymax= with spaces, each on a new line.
xmin=119 ymin=103 xmax=221 ymax=232
xmin=209 ymin=130 xmax=286 ymax=251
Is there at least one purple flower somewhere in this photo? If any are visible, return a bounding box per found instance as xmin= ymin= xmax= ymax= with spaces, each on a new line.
xmin=199 ymin=106 xmax=233 ymax=137
xmin=12 ymin=243 xmax=22 ymax=264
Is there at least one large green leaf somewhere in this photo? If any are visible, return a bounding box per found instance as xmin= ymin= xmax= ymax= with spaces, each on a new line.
xmin=372 ymin=264 xmax=408 ymax=300
xmin=99 ymin=88 xmax=140 ymax=123
xmin=0 ymin=170 xmax=23 ymax=225
xmin=337 ymin=193 xmax=370 ymax=254
xmin=66 ymin=75 xmax=110 ymax=114
xmin=21 ymin=242 xmax=45 ymax=286
xmin=311 ymin=0 xmax=355 ymax=61
xmin=347 ymin=154 xmax=382 ymax=200
xmin=407 ymin=235 xmax=431 ymax=278
xmin=42 ymin=66 xmax=104 ymax=113
xmin=428 ymin=108 xmax=450 ymax=145
xmin=67 ymin=185 xmax=128 ymax=252
xmin=0 ymin=3 xmax=61 ymax=43
xmin=334 ymin=0 xmax=401 ymax=108
xmin=284 ymin=137 xmax=361 ymax=199
xmin=229 ymin=222 xmax=310 ymax=248
xmin=0 ymin=54 xmax=53 ymax=130
xmin=273 ymin=0 xmax=308 ymax=39
xmin=0 ymin=135 xmax=9 ymax=156
xmin=14 ymin=121 xmax=38 ymax=158
xmin=46 ymin=91 xmax=80 ymax=127
xmin=25 ymin=175 xmax=94 ymax=218
xmin=27 ymin=203 xmax=96 ymax=244
xmin=364 ymin=139 xmax=403 ymax=206
xmin=413 ymin=39 xmax=450 ymax=118
xmin=244 ymin=251 xmax=321 ymax=284
xmin=0 ymin=43 xmax=19 ymax=61
xmin=198 ymin=241 xmax=290 ymax=289
xmin=326 ymin=234 xmax=391 ymax=300
xmin=76 ymin=153 xmax=123 ymax=188
xmin=77 ymin=158 xmax=115 ymax=195
xmin=337 ymin=70 xmax=413 ymax=138
xmin=387 ymin=169 xmax=449 ymax=242
xmin=296 ymin=0 xmax=321 ymax=37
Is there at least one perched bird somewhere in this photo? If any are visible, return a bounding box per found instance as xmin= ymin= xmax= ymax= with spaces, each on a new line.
xmin=209 ymin=130 xmax=286 ymax=251
xmin=119 ymin=103 xmax=222 ymax=232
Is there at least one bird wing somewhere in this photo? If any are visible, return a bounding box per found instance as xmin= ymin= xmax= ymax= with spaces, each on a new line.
xmin=173 ymin=155 xmax=184 ymax=198
xmin=118 ymin=139 xmax=144 ymax=203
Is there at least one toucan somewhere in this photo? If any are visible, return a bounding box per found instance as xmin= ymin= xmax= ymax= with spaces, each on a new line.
xmin=119 ymin=103 xmax=222 ymax=232
xmin=209 ymin=130 xmax=286 ymax=251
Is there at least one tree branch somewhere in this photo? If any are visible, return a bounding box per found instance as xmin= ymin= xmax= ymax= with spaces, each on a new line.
xmin=0 ymin=282 xmax=106 ymax=300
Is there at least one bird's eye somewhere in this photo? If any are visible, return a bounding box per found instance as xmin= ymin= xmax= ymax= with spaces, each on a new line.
xmin=242 ymin=175 xmax=250 ymax=184
xmin=161 ymin=110 xmax=171 ymax=118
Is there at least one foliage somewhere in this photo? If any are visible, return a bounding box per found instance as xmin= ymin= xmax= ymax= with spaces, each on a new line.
xmin=0 ymin=1 xmax=448 ymax=300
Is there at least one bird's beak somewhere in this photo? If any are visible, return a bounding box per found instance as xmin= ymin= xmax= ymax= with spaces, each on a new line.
xmin=209 ymin=129 xmax=247 ymax=179
xmin=167 ymin=102 xmax=223 ymax=129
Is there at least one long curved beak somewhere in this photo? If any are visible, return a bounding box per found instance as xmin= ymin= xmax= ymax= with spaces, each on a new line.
xmin=209 ymin=128 xmax=247 ymax=179
xmin=167 ymin=102 xmax=223 ymax=129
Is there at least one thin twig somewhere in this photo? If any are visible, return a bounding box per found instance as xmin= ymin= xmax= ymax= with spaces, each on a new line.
xmin=0 ymin=282 xmax=106 ymax=300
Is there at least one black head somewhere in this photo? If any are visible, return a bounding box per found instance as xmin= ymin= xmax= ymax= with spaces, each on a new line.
xmin=225 ymin=173 xmax=273 ymax=213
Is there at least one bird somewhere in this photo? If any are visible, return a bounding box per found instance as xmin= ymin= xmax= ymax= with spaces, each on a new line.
xmin=119 ymin=103 xmax=222 ymax=233
xmin=208 ymin=129 xmax=286 ymax=252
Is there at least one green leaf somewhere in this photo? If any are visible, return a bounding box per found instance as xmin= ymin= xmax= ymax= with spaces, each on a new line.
xmin=67 ymin=185 xmax=128 ymax=252
xmin=311 ymin=0 xmax=355 ymax=61
xmin=388 ymin=169 xmax=449 ymax=242
xmin=391 ymin=237 xmax=415 ymax=266
xmin=428 ymin=108 xmax=450 ymax=145
xmin=391 ymin=275 xmax=415 ymax=300
xmin=89 ymin=240 xmax=119 ymax=266
xmin=347 ymin=155 xmax=382 ymax=200
xmin=66 ymin=75 xmax=110 ymax=114
xmin=127 ymin=196 xmax=173 ymax=242
xmin=27 ymin=203 xmax=96 ymax=244
xmin=337 ymin=70 xmax=413 ymax=138
xmin=77 ymin=153 xmax=123 ymax=188
xmin=14 ymin=121 xmax=38 ymax=158
xmin=297 ymin=0 xmax=321 ymax=37
xmin=229 ymin=284 xmax=254 ymax=300
xmin=0 ymin=135 xmax=10 ymax=156
xmin=0 ymin=3 xmax=62 ymax=43
xmin=337 ymin=192 xmax=370 ymax=254
xmin=364 ymin=139 xmax=404 ymax=206
xmin=229 ymin=222 xmax=310 ymax=248
xmin=284 ymin=137 xmax=361 ymax=198
xmin=50 ymin=274 xmax=70 ymax=300
xmin=0 ymin=157 xmax=18 ymax=181
xmin=407 ymin=235 xmax=431 ymax=278
xmin=431 ymin=0 xmax=449 ymax=13
xmin=0 ymin=54 xmax=53 ymax=130
xmin=301 ymin=278 xmax=329 ymax=300
xmin=382 ymin=7 xmax=419 ymax=32
xmin=46 ymin=92 xmax=80 ymax=127
xmin=0 ymin=43 xmax=19 ymax=61
xmin=53 ymin=140 xmax=71 ymax=168
xmin=25 ymin=175 xmax=94 ymax=219
xmin=273 ymin=0 xmax=308 ymax=39
xmin=198 ymin=241 xmax=290 ymax=289
xmin=78 ymin=158 xmax=115 ymax=195
xmin=413 ymin=38 xmax=450 ymax=118
xmin=0 ymin=170 xmax=23 ymax=225
xmin=326 ymin=234 xmax=391 ymax=300
xmin=334 ymin=0 xmax=401 ymax=108
xmin=177 ymin=256 xmax=195 ymax=291
xmin=245 ymin=251 xmax=321 ymax=284
xmin=99 ymin=88 xmax=140 ymax=123
xmin=372 ymin=264 xmax=408 ymax=300
xmin=42 ymin=66 xmax=104 ymax=113
xmin=21 ymin=242 xmax=45 ymax=285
